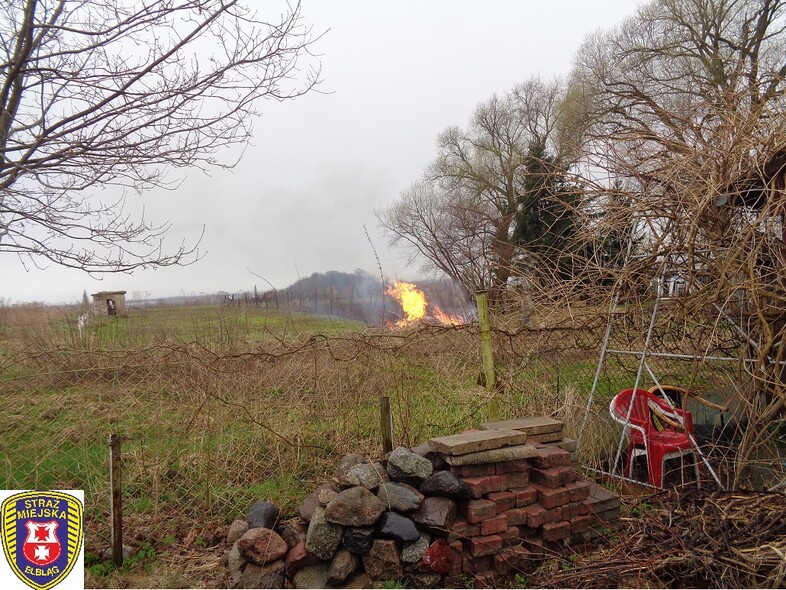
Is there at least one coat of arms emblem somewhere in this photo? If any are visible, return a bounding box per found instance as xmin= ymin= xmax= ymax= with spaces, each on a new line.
xmin=1 ymin=491 xmax=83 ymax=590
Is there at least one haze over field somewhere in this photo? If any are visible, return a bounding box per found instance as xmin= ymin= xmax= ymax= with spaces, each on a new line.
xmin=0 ymin=1 xmax=640 ymax=304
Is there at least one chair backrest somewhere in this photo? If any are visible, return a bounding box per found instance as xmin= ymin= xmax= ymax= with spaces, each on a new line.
xmin=609 ymin=388 xmax=652 ymax=430
xmin=610 ymin=387 xmax=694 ymax=434
xmin=648 ymin=385 xmax=687 ymax=409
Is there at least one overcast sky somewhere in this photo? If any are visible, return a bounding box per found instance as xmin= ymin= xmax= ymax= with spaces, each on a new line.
xmin=0 ymin=0 xmax=642 ymax=305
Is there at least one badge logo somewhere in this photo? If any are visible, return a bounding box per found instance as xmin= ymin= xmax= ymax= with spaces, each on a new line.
xmin=1 ymin=491 xmax=83 ymax=590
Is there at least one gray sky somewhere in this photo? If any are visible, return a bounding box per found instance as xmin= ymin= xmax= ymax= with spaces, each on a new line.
xmin=0 ymin=0 xmax=641 ymax=305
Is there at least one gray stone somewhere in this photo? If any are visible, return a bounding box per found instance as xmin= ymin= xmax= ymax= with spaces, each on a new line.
xmin=334 ymin=453 xmax=368 ymax=486
xmin=236 ymin=527 xmax=288 ymax=565
xmin=362 ymin=539 xmax=403 ymax=581
xmin=247 ymin=501 xmax=279 ymax=529
xmin=239 ymin=559 xmax=285 ymax=589
xmin=324 ymin=486 xmax=385 ymax=527
xmin=293 ymin=563 xmax=330 ymax=589
xmin=376 ymin=482 xmax=424 ymax=512
xmin=428 ymin=429 xmax=529 ymax=456
xmin=443 ymin=443 xmax=537 ymax=466
xmin=342 ymin=527 xmax=375 ymax=555
xmin=284 ymin=541 xmax=311 ymax=578
xmin=227 ymin=519 xmax=250 ymax=545
xmin=419 ymin=470 xmax=470 ymax=499
xmin=553 ymin=438 xmax=578 ymax=453
xmin=345 ymin=462 xmax=390 ymax=490
xmin=299 ymin=484 xmax=339 ymax=523
xmin=400 ymin=532 xmax=430 ymax=563
xmin=411 ymin=443 xmax=448 ymax=470
xmin=344 ymin=572 xmax=372 ymax=588
xmin=305 ymin=506 xmax=343 ymax=561
xmin=318 ymin=488 xmax=338 ymax=506
xmin=412 ymin=496 xmax=457 ymax=533
xmin=327 ymin=548 xmax=359 ymax=584
xmin=101 ymin=544 xmax=134 ymax=561
xmin=376 ymin=511 xmax=420 ymax=543
xmin=228 ymin=541 xmax=246 ymax=587
xmin=281 ymin=521 xmax=307 ymax=548
xmin=386 ymin=446 xmax=433 ymax=484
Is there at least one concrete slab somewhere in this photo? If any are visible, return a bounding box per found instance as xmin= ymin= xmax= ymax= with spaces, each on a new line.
xmin=443 ymin=444 xmax=537 ymax=466
xmin=587 ymin=483 xmax=621 ymax=514
xmin=479 ymin=416 xmax=563 ymax=435
xmin=428 ymin=429 xmax=529 ymax=456
xmin=528 ymin=431 xmax=565 ymax=443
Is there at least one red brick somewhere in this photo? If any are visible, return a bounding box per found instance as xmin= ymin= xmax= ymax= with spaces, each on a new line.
xmin=511 ymin=486 xmax=538 ymax=507
xmin=462 ymin=475 xmax=506 ymax=499
xmin=533 ymin=446 xmax=572 ymax=469
xmin=569 ymin=514 xmax=593 ymax=534
xmin=447 ymin=540 xmax=464 ymax=576
xmin=524 ymin=504 xmax=563 ymax=527
xmin=565 ymin=481 xmax=591 ymax=502
xmin=542 ymin=520 xmax=571 ymax=542
xmin=530 ymin=466 xmax=576 ymax=488
xmin=486 ymin=491 xmax=515 ymax=513
xmin=496 ymin=460 xmax=531 ymax=474
xmin=500 ymin=526 xmax=520 ymax=546
xmin=462 ymin=554 xmax=492 ymax=574
xmin=504 ymin=471 xmax=530 ymax=489
xmin=534 ymin=484 xmax=570 ymax=509
xmin=447 ymin=518 xmax=481 ymax=542
xmin=522 ymin=504 xmax=548 ymax=528
xmin=505 ymin=508 xmax=530 ymax=527
xmin=494 ymin=546 xmax=531 ymax=574
xmin=562 ymin=500 xmax=591 ymax=520
xmin=462 ymin=499 xmax=496 ymax=523
xmin=468 ymin=534 xmax=504 ymax=557
xmin=451 ymin=463 xmax=497 ymax=477
xmin=520 ymin=536 xmax=544 ymax=557
xmin=480 ymin=514 xmax=508 ymax=536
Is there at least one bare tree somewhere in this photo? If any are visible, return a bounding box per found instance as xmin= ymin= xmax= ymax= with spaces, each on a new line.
xmin=571 ymin=0 xmax=786 ymax=483
xmin=379 ymin=77 xmax=576 ymax=304
xmin=0 ymin=0 xmax=320 ymax=272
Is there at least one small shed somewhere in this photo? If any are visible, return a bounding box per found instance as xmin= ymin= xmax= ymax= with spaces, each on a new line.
xmin=91 ymin=291 xmax=127 ymax=316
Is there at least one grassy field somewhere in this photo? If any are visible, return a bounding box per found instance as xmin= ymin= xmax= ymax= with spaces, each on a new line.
xmin=0 ymin=300 xmax=730 ymax=587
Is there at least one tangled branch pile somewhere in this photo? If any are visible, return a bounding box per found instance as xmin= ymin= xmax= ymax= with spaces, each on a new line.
xmin=540 ymin=489 xmax=786 ymax=589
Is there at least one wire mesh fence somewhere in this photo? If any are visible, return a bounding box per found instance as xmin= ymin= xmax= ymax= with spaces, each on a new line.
xmin=0 ymin=301 xmax=783 ymax=565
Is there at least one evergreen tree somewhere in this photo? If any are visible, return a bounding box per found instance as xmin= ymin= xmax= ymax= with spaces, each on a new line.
xmin=512 ymin=142 xmax=580 ymax=281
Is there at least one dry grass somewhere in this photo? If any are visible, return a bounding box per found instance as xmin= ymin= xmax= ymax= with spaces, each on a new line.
xmin=1 ymin=300 xmax=779 ymax=587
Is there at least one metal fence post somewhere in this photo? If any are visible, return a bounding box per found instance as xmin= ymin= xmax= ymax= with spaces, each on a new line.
xmin=109 ymin=433 xmax=123 ymax=568
xmin=476 ymin=291 xmax=499 ymax=419
xmin=380 ymin=396 xmax=393 ymax=454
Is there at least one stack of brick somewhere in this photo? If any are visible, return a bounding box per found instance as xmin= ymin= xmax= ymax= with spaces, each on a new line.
xmin=423 ymin=417 xmax=621 ymax=586
xmin=228 ymin=416 xmax=622 ymax=589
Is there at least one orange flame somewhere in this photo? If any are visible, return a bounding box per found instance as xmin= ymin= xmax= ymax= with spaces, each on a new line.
xmin=386 ymin=281 xmax=427 ymax=323
xmin=386 ymin=280 xmax=465 ymax=327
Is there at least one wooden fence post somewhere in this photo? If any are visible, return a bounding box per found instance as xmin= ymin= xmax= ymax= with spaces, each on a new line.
xmin=475 ymin=291 xmax=499 ymax=419
xmin=380 ymin=396 xmax=393 ymax=454
xmin=109 ymin=433 xmax=124 ymax=568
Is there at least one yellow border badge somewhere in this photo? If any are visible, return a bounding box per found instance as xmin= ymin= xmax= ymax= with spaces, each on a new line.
xmin=1 ymin=491 xmax=83 ymax=590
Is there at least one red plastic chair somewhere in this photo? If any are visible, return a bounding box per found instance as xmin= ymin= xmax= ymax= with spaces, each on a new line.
xmin=609 ymin=388 xmax=700 ymax=488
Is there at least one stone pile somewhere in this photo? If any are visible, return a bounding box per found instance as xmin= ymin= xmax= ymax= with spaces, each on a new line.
xmin=226 ymin=417 xmax=621 ymax=588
